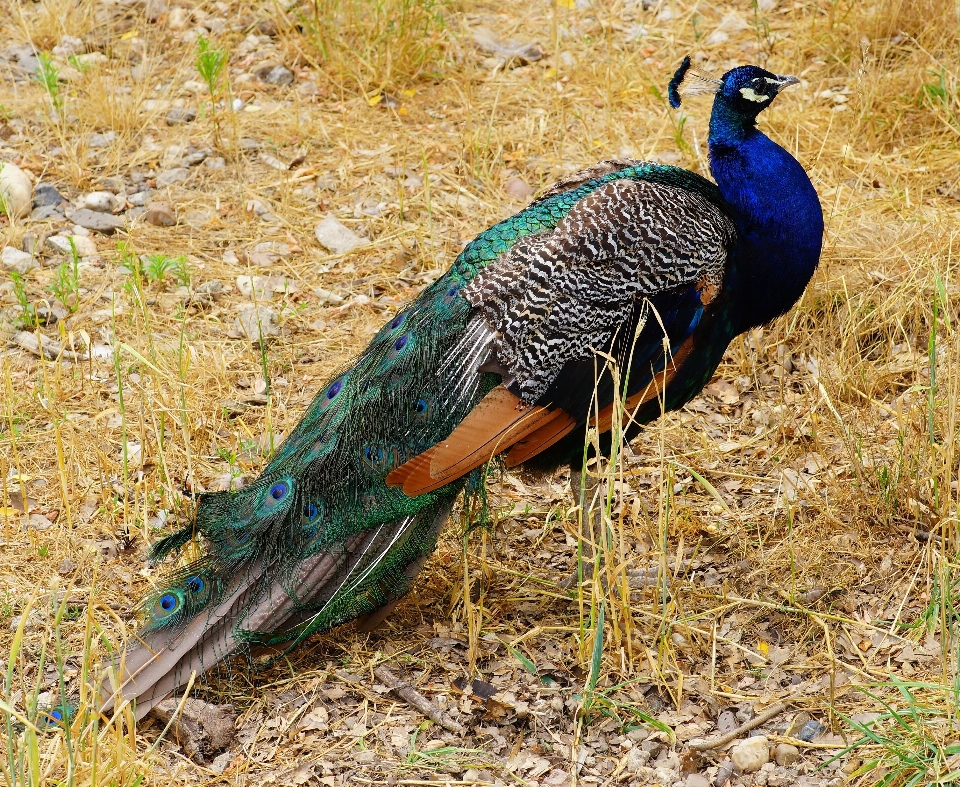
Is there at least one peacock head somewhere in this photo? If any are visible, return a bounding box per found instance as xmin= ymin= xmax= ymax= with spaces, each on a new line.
xmin=669 ymin=56 xmax=799 ymax=121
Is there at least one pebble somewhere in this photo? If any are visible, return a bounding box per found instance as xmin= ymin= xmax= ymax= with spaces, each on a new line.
xmin=773 ymin=743 xmax=800 ymax=767
xmin=156 ymin=167 xmax=190 ymax=187
xmin=100 ymin=176 xmax=125 ymax=193
xmin=67 ymin=208 xmax=124 ymax=234
xmin=128 ymin=190 xmax=151 ymax=206
xmin=730 ymin=736 xmax=770 ymax=773
xmin=144 ymin=201 xmax=176 ymax=226
xmin=32 ymin=205 xmax=65 ymax=221
xmin=52 ymin=36 xmax=84 ymax=58
xmin=81 ymin=191 xmax=120 ymax=213
xmin=181 ymin=148 xmax=211 ymax=167
xmin=797 ymin=719 xmax=827 ymax=742
xmin=204 ymin=156 xmax=226 ymax=169
xmin=685 ymin=775 xmax=710 ymax=787
xmin=713 ymin=760 xmax=736 ymax=786
xmin=87 ymin=131 xmax=116 ymax=149
xmin=314 ymin=213 xmax=363 ymax=254
xmin=0 ymin=161 xmax=33 ymax=218
xmin=503 ymin=176 xmax=534 ymax=200
xmin=1 ymin=246 xmax=38 ymax=274
xmin=166 ymin=107 xmax=197 ymax=125
xmin=716 ymin=709 xmax=738 ymax=733
xmin=261 ymin=65 xmax=294 ymax=85
xmin=57 ymin=558 xmax=77 ymax=575
xmin=239 ymin=137 xmax=260 ymax=151
xmin=46 ymin=234 xmax=97 ymax=257
xmin=230 ymin=305 xmax=279 ymax=343
xmin=33 ymin=182 xmax=68 ymax=208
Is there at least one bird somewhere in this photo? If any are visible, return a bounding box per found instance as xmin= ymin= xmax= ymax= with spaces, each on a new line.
xmin=102 ymin=58 xmax=823 ymax=720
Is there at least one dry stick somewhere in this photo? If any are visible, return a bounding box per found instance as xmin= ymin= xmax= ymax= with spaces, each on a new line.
xmin=687 ymin=700 xmax=790 ymax=752
xmin=373 ymin=665 xmax=464 ymax=735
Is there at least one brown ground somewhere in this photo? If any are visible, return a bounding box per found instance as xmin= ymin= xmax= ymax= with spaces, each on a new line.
xmin=1 ymin=0 xmax=959 ymax=785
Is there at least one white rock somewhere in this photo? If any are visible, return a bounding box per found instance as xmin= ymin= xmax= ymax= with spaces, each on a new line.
xmin=314 ymin=213 xmax=363 ymax=255
xmin=731 ymin=736 xmax=770 ymax=773
xmin=0 ymin=161 xmax=32 ymax=218
xmin=757 ymin=0 xmax=778 ymax=10
xmin=1 ymin=246 xmax=37 ymax=273
xmin=45 ymin=234 xmax=98 ymax=257
xmin=81 ymin=191 xmax=120 ymax=213
xmin=704 ymin=30 xmax=730 ymax=46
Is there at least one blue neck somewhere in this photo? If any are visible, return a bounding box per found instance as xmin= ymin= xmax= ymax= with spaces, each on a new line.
xmin=708 ymin=98 xmax=823 ymax=330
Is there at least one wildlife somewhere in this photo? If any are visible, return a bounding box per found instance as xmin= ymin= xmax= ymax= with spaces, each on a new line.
xmin=102 ymin=58 xmax=823 ymax=719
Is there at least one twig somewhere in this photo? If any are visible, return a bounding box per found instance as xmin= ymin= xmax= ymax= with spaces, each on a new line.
xmin=687 ymin=700 xmax=788 ymax=752
xmin=373 ymin=665 xmax=465 ymax=734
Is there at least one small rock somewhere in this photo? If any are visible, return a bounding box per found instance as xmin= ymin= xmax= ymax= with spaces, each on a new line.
xmin=156 ymin=167 xmax=190 ymax=187
xmin=503 ymin=176 xmax=534 ymax=200
xmin=314 ymin=213 xmax=363 ymax=254
xmin=36 ymin=303 xmax=68 ymax=324
xmin=730 ymin=736 xmax=770 ymax=773
xmin=239 ymin=137 xmax=260 ymax=151
xmin=87 ymin=131 xmax=117 ymax=149
xmin=773 ymin=743 xmax=800 ymax=767
xmin=261 ymin=65 xmax=294 ymax=86
xmin=181 ymin=148 xmax=210 ymax=167
xmin=236 ymin=274 xmax=295 ymax=300
xmin=705 ymin=30 xmax=730 ymax=45
xmin=33 ymin=182 xmax=68 ymax=208
xmin=128 ymin=190 xmax=151 ymax=207
xmin=66 ymin=208 xmax=124 ymax=234
xmin=151 ymin=698 xmax=236 ymax=762
xmin=0 ymin=161 xmax=33 ymax=218
xmin=230 ymin=305 xmax=279 ymax=343
xmin=203 ymin=156 xmax=226 ymax=170
xmin=81 ymin=191 xmax=120 ymax=213
xmin=26 ymin=513 xmax=55 ymax=530
xmin=58 ymin=558 xmax=77 ymax=575
xmin=144 ymin=201 xmax=176 ymax=226
xmin=165 ymin=107 xmax=197 ymax=125
xmin=686 ymin=775 xmax=711 ymax=787
xmin=53 ymin=36 xmax=85 ymax=58
xmin=716 ymin=709 xmax=738 ymax=733
xmin=1 ymin=246 xmax=38 ymax=273
xmin=45 ymin=234 xmax=97 ymax=257
xmin=713 ymin=760 xmax=736 ymax=786
xmin=20 ymin=233 xmax=38 ymax=255
xmin=31 ymin=205 xmax=65 ymax=221
xmin=797 ymin=719 xmax=827 ymax=742
xmin=209 ymin=751 xmax=233 ymax=774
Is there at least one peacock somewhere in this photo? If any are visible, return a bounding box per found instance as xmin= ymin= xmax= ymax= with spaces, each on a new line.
xmin=102 ymin=58 xmax=823 ymax=719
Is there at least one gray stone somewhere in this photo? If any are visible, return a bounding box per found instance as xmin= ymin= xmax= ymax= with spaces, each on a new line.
xmin=773 ymin=743 xmax=800 ymax=767
xmin=67 ymin=208 xmax=124 ymax=234
xmin=314 ymin=213 xmax=363 ymax=254
xmin=685 ymin=775 xmax=710 ymax=787
xmin=239 ymin=138 xmax=260 ymax=151
xmin=30 ymin=205 xmax=64 ymax=221
xmin=203 ymin=156 xmax=226 ymax=169
xmin=1 ymin=245 xmax=38 ymax=273
xmin=713 ymin=761 xmax=736 ymax=786
xmin=730 ymin=736 xmax=770 ymax=773
xmin=230 ymin=305 xmax=278 ymax=343
xmin=33 ymin=182 xmax=68 ymax=208
xmin=87 ymin=131 xmax=116 ymax=149
xmin=128 ymin=190 xmax=151 ymax=207
xmin=156 ymin=167 xmax=190 ymax=187
xmin=716 ymin=710 xmax=738 ymax=734
xmin=261 ymin=65 xmax=294 ymax=85
xmin=166 ymin=107 xmax=196 ymax=125
xmin=181 ymin=148 xmax=211 ymax=167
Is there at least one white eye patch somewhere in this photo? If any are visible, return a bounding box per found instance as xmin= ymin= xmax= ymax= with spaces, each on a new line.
xmin=739 ymin=86 xmax=771 ymax=103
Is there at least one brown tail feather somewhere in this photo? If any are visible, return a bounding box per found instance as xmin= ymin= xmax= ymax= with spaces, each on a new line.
xmin=505 ymin=411 xmax=577 ymax=466
xmin=391 ymin=386 xmax=558 ymax=496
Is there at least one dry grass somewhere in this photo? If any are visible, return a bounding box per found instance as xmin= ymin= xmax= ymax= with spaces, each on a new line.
xmin=0 ymin=0 xmax=959 ymax=784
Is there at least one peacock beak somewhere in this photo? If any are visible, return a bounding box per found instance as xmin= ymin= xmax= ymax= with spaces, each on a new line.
xmin=774 ymin=74 xmax=800 ymax=91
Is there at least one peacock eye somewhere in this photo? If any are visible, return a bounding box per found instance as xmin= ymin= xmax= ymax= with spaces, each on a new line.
xmin=415 ymin=398 xmax=428 ymax=414
xmin=394 ymin=335 xmax=408 ymax=352
xmin=186 ymin=576 xmax=204 ymax=594
xmin=270 ymin=482 xmax=288 ymax=500
xmin=160 ymin=594 xmax=177 ymax=611
xmin=303 ymin=503 xmax=320 ymax=521
xmin=326 ymin=380 xmax=343 ymax=400
xmin=390 ymin=314 xmax=405 ymax=330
